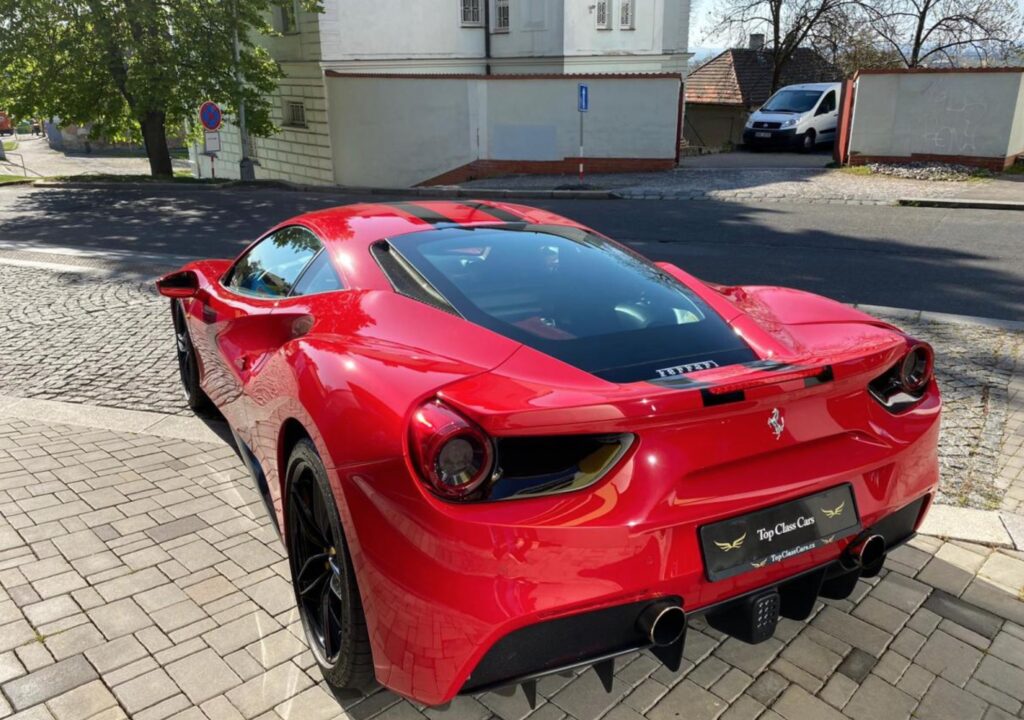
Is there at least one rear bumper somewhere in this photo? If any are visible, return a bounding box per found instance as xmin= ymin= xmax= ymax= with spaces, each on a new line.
xmin=460 ymin=494 xmax=926 ymax=696
xmin=333 ymin=390 xmax=940 ymax=705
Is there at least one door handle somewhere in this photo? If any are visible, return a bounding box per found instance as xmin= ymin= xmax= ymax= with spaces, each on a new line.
xmin=202 ymin=304 xmax=217 ymax=323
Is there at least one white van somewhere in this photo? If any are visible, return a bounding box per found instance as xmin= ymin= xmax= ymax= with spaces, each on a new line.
xmin=742 ymin=82 xmax=842 ymax=152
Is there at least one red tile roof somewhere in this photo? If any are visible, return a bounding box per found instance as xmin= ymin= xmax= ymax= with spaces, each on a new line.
xmin=687 ymin=48 xmax=841 ymax=107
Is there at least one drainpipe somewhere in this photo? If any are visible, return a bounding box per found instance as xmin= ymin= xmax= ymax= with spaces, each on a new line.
xmin=483 ymin=0 xmax=492 ymax=75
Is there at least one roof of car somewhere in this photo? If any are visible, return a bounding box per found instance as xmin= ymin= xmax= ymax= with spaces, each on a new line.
xmin=277 ymin=201 xmax=588 ymax=250
xmin=777 ymin=82 xmax=842 ymax=91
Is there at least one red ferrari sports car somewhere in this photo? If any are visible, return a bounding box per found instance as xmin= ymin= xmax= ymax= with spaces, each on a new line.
xmin=157 ymin=201 xmax=940 ymax=706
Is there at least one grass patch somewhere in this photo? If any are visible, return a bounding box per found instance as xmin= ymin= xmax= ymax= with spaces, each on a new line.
xmin=839 ymin=165 xmax=873 ymax=176
xmin=0 ymin=174 xmax=32 ymax=184
xmin=1002 ymin=163 xmax=1024 ymax=176
xmin=2 ymin=139 xmax=17 ymax=151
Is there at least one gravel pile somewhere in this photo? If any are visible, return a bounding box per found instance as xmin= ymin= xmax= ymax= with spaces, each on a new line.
xmin=866 ymin=162 xmax=983 ymax=181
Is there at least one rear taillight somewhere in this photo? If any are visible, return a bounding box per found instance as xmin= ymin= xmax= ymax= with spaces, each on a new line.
xmin=869 ymin=341 xmax=934 ymax=411
xmin=410 ymin=400 xmax=494 ymax=500
xmin=898 ymin=343 xmax=933 ymax=394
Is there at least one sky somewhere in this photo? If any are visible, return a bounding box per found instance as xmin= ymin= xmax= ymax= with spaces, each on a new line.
xmin=687 ymin=0 xmax=1024 ymax=62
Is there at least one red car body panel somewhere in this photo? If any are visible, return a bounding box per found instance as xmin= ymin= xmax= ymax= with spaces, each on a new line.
xmin=161 ymin=201 xmax=940 ymax=705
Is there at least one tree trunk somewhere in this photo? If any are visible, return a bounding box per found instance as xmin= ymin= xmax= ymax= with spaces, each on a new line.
xmin=139 ymin=111 xmax=173 ymax=177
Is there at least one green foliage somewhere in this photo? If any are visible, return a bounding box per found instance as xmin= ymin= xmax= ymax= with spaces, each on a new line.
xmin=0 ymin=0 xmax=318 ymax=173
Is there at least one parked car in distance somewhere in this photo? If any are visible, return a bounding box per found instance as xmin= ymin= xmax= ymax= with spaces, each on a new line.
xmin=743 ymin=82 xmax=842 ymax=152
xmin=156 ymin=201 xmax=940 ymax=708
xmin=0 ymin=111 xmax=13 ymax=136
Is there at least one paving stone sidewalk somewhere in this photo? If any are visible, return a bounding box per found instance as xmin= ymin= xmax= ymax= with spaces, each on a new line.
xmin=0 ymin=411 xmax=1022 ymax=720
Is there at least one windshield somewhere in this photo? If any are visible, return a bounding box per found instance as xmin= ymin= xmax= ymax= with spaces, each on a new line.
xmin=761 ymin=89 xmax=824 ymax=113
xmin=386 ymin=226 xmax=756 ymax=383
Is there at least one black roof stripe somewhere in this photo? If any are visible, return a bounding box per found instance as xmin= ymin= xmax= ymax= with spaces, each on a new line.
xmin=460 ymin=201 xmax=524 ymax=223
xmin=386 ymin=202 xmax=455 ymax=225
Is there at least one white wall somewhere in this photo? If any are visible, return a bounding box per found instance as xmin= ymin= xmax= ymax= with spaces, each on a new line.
xmin=325 ymin=76 xmax=478 ymax=187
xmin=325 ymin=74 xmax=680 ymax=186
xmin=486 ymin=77 xmax=678 ymax=160
xmin=1007 ymin=75 xmax=1024 ymax=158
xmin=849 ymin=71 xmax=1024 ymax=161
xmin=318 ymin=0 xmax=484 ymax=63
xmin=313 ymin=0 xmax=690 ymax=74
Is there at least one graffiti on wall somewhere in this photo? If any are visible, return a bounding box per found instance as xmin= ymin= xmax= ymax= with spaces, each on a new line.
xmin=917 ymin=82 xmax=989 ymax=156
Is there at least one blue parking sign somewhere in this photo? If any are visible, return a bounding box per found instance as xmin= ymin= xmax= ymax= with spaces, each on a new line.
xmin=578 ymin=84 xmax=589 ymax=112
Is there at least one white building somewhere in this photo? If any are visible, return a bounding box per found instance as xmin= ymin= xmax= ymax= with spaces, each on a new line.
xmin=192 ymin=0 xmax=690 ymax=187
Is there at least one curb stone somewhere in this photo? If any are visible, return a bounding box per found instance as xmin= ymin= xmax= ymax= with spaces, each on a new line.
xmin=899 ymin=197 xmax=1024 ymax=211
xmin=0 ymin=394 xmax=225 ymax=444
xmin=852 ymin=304 xmax=1024 ymax=333
xmin=17 ymin=179 xmax=620 ymax=200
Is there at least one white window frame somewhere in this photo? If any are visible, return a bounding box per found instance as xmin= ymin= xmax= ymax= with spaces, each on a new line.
xmin=461 ymin=0 xmax=483 ymax=26
xmin=494 ymin=0 xmax=510 ymax=32
xmin=284 ymin=100 xmax=307 ymax=128
xmin=595 ymin=0 xmax=611 ymax=30
xmin=619 ymin=0 xmax=634 ymax=29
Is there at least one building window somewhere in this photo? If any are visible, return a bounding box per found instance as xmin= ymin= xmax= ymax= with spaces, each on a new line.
xmin=461 ymin=0 xmax=482 ymax=26
xmin=620 ymin=0 xmax=634 ymax=28
xmin=272 ymin=1 xmax=298 ymax=34
xmin=595 ymin=0 xmax=611 ymax=30
xmin=494 ymin=0 xmax=510 ymax=32
xmin=284 ymin=100 xmax=306 ymax=128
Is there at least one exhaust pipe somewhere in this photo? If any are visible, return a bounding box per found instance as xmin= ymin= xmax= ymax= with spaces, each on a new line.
xmin=840 ymin=534 xmax=886 ymax=575
xmin=637 ymin=601 xmax=686 ymax=647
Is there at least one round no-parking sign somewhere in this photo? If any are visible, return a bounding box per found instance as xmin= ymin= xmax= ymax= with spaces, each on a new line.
xmin=199 ymin=101 xmax=223 ymax=132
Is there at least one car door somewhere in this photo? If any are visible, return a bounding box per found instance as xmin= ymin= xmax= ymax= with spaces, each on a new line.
xmin=199 ymin=226 xmax=323 ymax=430
xmin=244 ymin=241 xmax=349 ymax=522
xmin=814 ymin=89 xmax=838 ymax=140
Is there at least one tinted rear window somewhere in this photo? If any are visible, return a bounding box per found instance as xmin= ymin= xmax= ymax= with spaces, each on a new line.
xmin=386 ymin=226 xmax=756 ymax=382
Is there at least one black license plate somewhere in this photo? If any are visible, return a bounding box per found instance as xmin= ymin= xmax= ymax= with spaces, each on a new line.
xmin=700 ymin=485 xmax=861 ymax=581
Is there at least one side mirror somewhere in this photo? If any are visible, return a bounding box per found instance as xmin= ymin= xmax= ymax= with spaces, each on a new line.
xmin=156 ymin=270 xmax=199 ymax=299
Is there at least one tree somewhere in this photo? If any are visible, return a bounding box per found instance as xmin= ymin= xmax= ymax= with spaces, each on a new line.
xmin=0 ymin=0 xmax=298 ymax=177
xmin=854 ymin=0 xmax=1023 ymax=67
xmin=808 ymin=12 xmax=904 ymax=75
xmin=705 ymin=0 xmax=856 ymax=91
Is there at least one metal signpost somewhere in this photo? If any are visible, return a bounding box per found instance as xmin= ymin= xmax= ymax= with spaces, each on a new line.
xmin=578 ymin=83 xmax=588 ymax=184
xmin=199 ymin=101 xmax=223 ymax=179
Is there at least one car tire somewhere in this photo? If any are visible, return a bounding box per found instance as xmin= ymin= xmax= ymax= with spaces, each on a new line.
xmin=801 ymin=130 xmax=816 ymax=153
xmin=286 ymin=439 xmax=375 ymax=694
xmin=172 ymin=301 xmax=212 ymax=413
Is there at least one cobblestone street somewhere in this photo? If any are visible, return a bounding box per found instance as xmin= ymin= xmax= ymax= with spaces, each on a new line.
xmin=0 ymin=223 xmax=1023 ymax=720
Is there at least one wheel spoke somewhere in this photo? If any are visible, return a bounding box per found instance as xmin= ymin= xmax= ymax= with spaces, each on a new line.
xmin=296 ymin=553 xmax=330 ymax=596
xmin=320 ymin=581 xmax=334 ymax=658
xmin=311 ymin=485 xmax=335 ymax=546
xmin=292 ymin=489 xmax=329 ymax=547
xmin=328 ymin=559 xmax=344 ymax=599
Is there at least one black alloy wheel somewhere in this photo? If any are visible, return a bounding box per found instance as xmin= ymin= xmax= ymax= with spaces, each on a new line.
xmin=286 ymin=440 xmax=374 ymax=690
xmin=172 ymin=302 xmax=211 ymax=412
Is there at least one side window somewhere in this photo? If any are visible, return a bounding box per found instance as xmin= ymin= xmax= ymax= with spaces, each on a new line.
xmin=226 ymin=226 xmax=322 ymax=298
xmin=818 ymin=91 xmax=836 ymax=115
xmin=292 ymin=251 xmax=345 ymax=296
